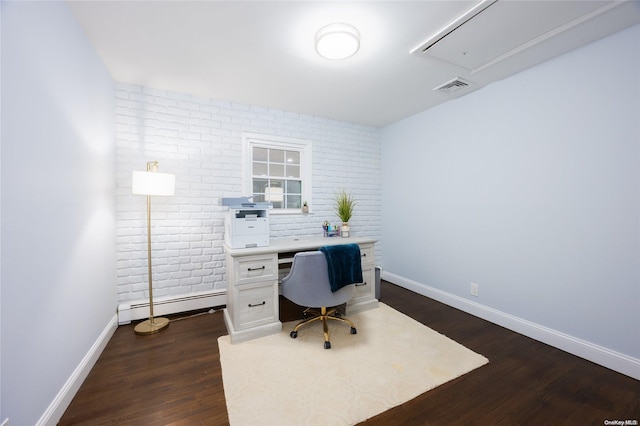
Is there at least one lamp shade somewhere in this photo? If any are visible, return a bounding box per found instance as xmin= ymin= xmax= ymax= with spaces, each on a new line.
xmin=132 ymin=170 xmax=175 ymax=196
xmin=265 ymin=186 xmax=284 ymax=203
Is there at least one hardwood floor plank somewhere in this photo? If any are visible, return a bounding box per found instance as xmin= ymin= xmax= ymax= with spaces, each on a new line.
xmin=59 ymin=282 xmax=639 ymax=425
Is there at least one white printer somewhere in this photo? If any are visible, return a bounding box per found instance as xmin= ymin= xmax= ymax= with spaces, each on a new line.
xmin=222 ymin=198 xmax=270 ymax=249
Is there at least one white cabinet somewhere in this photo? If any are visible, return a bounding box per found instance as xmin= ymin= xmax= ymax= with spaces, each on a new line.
xmin=224 ymin=252 xmax=280 ymax=343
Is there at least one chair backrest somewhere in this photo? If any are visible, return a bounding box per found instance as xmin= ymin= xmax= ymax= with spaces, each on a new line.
xmin=281 ymin=251 xmax=355 ymax=308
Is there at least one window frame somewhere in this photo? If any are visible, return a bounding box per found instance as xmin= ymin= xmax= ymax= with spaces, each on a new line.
xmin=242 ymin=133 xmax=313 ymax=215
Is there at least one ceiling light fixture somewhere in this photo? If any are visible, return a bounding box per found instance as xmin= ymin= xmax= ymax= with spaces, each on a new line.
xmin=315 ymin=23 xmax=360 ymax=60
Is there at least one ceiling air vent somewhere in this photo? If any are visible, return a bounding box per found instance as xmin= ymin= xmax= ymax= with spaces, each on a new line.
xmin=433 ymin=77 xmax=473 ymax=95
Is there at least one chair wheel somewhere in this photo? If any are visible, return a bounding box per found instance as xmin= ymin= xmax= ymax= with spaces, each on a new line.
xmin=350 ymin=327 xmax=357 ymax=335
xmin=290 ymin=331 xmax=298 ymax=339
xmin=324 ymin=341 xmax=331 ymax=349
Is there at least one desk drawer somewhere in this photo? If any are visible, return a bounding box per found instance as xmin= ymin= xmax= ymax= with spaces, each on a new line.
xmin=234 ymin=254 xmax=277 ymax=286
xmin=236 ymin=282 xmax=278 ymax=330
xmin=359 ymin=244 xmax=375 ymax=267
xmin=351 ymin=266 xmax=375 ymax=304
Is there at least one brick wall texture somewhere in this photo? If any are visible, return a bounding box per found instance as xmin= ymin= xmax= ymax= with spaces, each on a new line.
xmin=115 ymin=84 xmax=381 ymax=303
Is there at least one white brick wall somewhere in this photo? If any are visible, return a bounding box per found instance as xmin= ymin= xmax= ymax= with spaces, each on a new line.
xmin=116 ymin=84 xmax=381 ymax=303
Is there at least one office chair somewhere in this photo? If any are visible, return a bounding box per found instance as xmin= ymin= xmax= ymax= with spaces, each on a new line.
xmin=281 ymin=251 xmax=357 ymax=349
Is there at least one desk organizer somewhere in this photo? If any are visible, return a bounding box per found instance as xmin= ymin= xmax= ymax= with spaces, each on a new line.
xmin=323 ymin=225 xmax=341 ymax=237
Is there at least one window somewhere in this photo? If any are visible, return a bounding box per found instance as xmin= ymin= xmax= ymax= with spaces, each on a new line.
xmin=243 ymin=134 xmax=312 ymax=214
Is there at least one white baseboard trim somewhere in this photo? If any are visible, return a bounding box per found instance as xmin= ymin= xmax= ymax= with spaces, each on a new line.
xmin=118 ymin=289 xmax=227 ymax=325
xmin=382 ymin=271 xmax=640 ymax=380
xmin=36 ymin=314 xmax=118 ymax=426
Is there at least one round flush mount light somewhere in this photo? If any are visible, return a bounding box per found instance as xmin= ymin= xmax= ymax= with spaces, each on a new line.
xmin=315 ymin=23 xmax=360 ymax=60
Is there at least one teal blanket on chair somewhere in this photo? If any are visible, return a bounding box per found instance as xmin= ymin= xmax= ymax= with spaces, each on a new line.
xmin=320 ymin=244 xmax=363 ymax=293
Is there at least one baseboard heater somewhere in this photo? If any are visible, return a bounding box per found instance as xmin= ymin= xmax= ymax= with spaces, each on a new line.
xmin=118 ymin=289 xmax=227 ymax=325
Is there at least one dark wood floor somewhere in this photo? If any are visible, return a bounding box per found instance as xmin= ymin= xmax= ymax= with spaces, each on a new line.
xmin=60 ymin=281 xmax=639 ymax=425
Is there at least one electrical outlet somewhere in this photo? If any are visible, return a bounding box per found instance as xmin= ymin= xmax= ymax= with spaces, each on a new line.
xmin=470 ymin=282 xmax=479 ymax=297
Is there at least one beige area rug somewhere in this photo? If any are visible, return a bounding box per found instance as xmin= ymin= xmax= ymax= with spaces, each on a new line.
xmin=218 ymin=303 xmax=488 ymax=426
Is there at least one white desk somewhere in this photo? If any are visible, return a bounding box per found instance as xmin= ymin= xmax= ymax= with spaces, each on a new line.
xmin=223 ymin=237 xmax=378 ymax=343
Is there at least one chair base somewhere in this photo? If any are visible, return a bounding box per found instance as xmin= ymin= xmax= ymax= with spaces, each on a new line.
xmin=289 ymin=306 xmax=356 ymax=349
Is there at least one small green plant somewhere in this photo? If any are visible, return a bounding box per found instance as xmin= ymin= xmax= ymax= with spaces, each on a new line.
xmin=334 ymin=189 xmax=356 ymax=223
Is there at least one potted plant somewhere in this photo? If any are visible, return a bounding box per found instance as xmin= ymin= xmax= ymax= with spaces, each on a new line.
xmin=301 ymin=201 xmax=309 ymax=214
xmin=334 ymin=189 xmax=356 ymax=237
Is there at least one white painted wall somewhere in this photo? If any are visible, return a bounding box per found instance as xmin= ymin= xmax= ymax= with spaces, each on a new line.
xmin=381 ymin=24 xmax=640 ymax=364
xmin=1 ymin=2 xmax=116 ymax=424
xmin=115 ymin=85 xmax=381 ymax=303
xmin=0 ymin=2 xmax=3 ymax=419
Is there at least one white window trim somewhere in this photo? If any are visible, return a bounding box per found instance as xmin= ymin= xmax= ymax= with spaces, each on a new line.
xmin=242 ymin=132 xmax=313 ymax=215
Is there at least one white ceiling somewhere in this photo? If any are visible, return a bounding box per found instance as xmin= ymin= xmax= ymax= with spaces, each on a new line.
xmin=68 ymin=0 xmax=640 ymax=128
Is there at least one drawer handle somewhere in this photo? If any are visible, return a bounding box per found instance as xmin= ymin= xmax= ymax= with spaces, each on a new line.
xmin=355 ymin=282 xmax=367 ymax=287
xmin=248 ymin=301 xmax=266 ymax=308
xmin=247 ymin=266 xmax=266 ymax=271
xmin=361 ymin=253 xmax=367 ymax=258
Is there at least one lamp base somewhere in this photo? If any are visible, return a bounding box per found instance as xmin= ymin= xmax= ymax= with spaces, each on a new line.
xmin=134 ymin=317 xmax=170 ymax=335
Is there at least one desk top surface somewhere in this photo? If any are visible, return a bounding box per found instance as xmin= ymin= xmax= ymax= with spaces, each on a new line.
xmin=224 ymin=236 xmax=377 ymax=257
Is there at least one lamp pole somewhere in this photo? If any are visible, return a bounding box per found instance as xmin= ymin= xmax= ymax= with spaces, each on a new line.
xmin=133 ymin=161 xmax=171 ymax=335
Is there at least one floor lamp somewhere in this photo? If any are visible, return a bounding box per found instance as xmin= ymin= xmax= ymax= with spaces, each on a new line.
xmin=132 ymin=161 xmax=176 ymax=335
